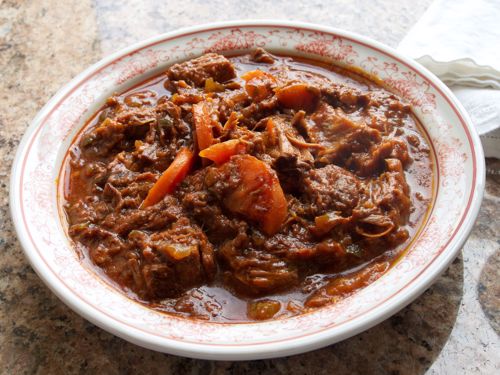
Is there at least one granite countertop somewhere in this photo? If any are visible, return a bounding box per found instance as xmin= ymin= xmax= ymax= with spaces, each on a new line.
xmin=0 ymin=1 xmax=498 ymax=373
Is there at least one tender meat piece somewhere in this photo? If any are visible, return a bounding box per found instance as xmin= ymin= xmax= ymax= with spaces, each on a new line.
xmin=106 ymin=158 xmax=155 ymax=186
xmin=65 ymin=197 xmax=110 ymax=225
xmin=272 ymin=68 xmax=369 ymax=111
xmin=263 ymin=115 xmax=313 ymax=193
xmin=350 ymin=138 xmax=410 ymax=176
xmin=225 ymin=124 xmax=267 ymax=156
xmin=316 ymin=125 xmax=381 ymax=168
xmin=216 ymin=89 xmax=250 ymax=121
xmin=114 ymin=99 xmax=193 ymax=171
xmin=114 ymin=107 xmax=157 ymax=128
xmin=69 ymin=160 xmax=108 ymax=190
xmin=310 ymin=103 xmax=373 ymax=145
xmin=219 ymin=230 xmax=298 ymax=295
xmin=273 ymin=155 xmax=309 ymax=195
xmin=303 ymin=165 xmax=360 ymax=216
xmin=366 ymin=90 xmax=411 ymax=118
xmin=130 ymin=135 xmax=193 ymax=173
xmin=358 ymin=158 xmax=411 ymax=225
xmin=101 ymin=195 xmax=184 ymax=236
xmin=263 ymin=232 xmax=346 ymax=265
xmin=327 ymin=89 xmax=412 ymax=138
xmin=130 ymin=141 xmax=170 ymax=171
xmin=80 ymin=103 xmax=160 ymax=159
xmin=352 ymin=158 xmax=411 ymax=244
xmin=134 ymin=217 xmax=216 ymax=299
xmin=239 ymin=95 xmax=280 ymax=122
xmin=273 ymin=67 xmax=370 ymax=113
xmin=68 ymin=224 xmax=125 ymax=266
xmin=356 ymin=227 xmax=410 ymax=258
xmin=166 ymin=53 xmax=236 ymax=87
xmin=308 ymin=103 xmax=385 ymax=170
xmin=101 ymin=158 xmax=157 ymax=210
xmin=149 ymin=98 xmax=193 ymax=149
xmin=79 ymin=119 xmax=129 ymax=157
xmin=250 ymin=48 xmax=275 ymax=64
xmin=266 ymin=116 xmax=314 ymax=163
xmin=177 ymin=169 xmax=246 ymax=243
xmin=322 ymin=84 xmax=370 ymax=112
xmin=84 ymin=96 xmax=191 ymax=165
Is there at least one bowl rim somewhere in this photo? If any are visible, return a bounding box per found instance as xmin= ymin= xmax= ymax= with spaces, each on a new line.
xmin=9 ymin=19 xmax=485 ymax=360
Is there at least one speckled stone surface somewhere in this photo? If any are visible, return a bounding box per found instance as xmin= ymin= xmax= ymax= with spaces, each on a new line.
xmin=1 ymin=1 xmax=499 ymax=373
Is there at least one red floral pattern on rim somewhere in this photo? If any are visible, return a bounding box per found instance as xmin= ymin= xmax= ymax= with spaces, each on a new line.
xmin=295 ymin=32 xmax=359 ymax=64
xmin=360 ymin=56 xmax=437 ymax=113
xmin=15 ymin=24 xmax=478 ymax=351
xmin=204 ymin=29 xmax=270 ymax=53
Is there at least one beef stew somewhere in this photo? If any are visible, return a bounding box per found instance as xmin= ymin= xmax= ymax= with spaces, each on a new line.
xmin=62 ymin=50 xmax=433 ymax=322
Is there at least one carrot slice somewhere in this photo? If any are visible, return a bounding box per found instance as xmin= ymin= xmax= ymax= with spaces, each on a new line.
xmin=241 ymin=69 xmax=276 ymax=82
xmin=222 ymin=155 xmax=288 ymax=235
xmin=266 ymin=118 xmax=277 ymax=147
xmin=199 ymin=139 xmax=246 ymax=165
xmin=241 ymin=69 xmax=277 ymax=101
xmin=265 ymin=176 xmax=289 ymax=235
xmin=192 ymin=101 xmax=216 ymax=151
xmin=223 ymin=111 xmax=240 ymax=134
xmin=275 ymin=83 xmax=320 ymax=112
xmin=141 ymin=148 xmax=194 ymax=208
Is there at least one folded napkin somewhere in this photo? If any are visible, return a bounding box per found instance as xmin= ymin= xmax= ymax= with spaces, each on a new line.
xmin=398 ymin=0 xmax=500 ymax=158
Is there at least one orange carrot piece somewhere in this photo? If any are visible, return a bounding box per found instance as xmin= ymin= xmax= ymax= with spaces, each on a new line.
xmin=223 ymin=155 xmax=288 ymax=235
xmin=141 ymin=148 xmax=194 ymax=208
xmin=192 ymin=101 xmax=216 ymax=151
xmin=266 ymin=118 xmax=277 ymax=147
xmin=275 ymin=83 xmax=320 ymax=112
xmin=241 ymin=69 xmax=277 ymax=101
xmin=241 ymin=69 xmax=276 ymax=82
xmin=265 ymin=177 xmax=289 ymax=235
xmin=199 ymin=139 xmax=246 ymax=165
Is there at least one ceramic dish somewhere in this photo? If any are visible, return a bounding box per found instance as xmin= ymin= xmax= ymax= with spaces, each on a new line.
xmin=10 ymin=20 xmax=485 ymax=360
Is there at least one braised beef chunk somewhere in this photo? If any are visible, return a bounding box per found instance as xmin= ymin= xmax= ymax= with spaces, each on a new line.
xmin=250 ymin=48 xmax=275 ymax=64
xmin=166 ymin=53 xmax=236 ymax=87
xmin=69 ymin=224 xmax=125 ymax=266
xmin=361 ymin=158 xmax=411 ymax=226
xmin=219 ymin=230 xmax=298 ymax=295
xmin=64 ymin=50 xmax=432 ymax=322
xmin=138 ymin=217 xmax=215 ymax=298
xmin=303 ymin=165 xmax=360 ymax=216
xmin=100 ymin=196 xmax=183 ymax=236
xmin=79 ymin=118 xmax=131 ymax=157
xmin=177 ymin=168 xmax=247 ymax=243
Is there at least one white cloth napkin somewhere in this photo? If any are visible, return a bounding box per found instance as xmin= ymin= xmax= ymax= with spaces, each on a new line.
xmin=398 ymin=0 xmax=500 ymax=158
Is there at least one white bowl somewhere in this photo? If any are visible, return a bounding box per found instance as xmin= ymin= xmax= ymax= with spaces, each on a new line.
xmin=9 ymin=20 xmax=485 ymax=360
